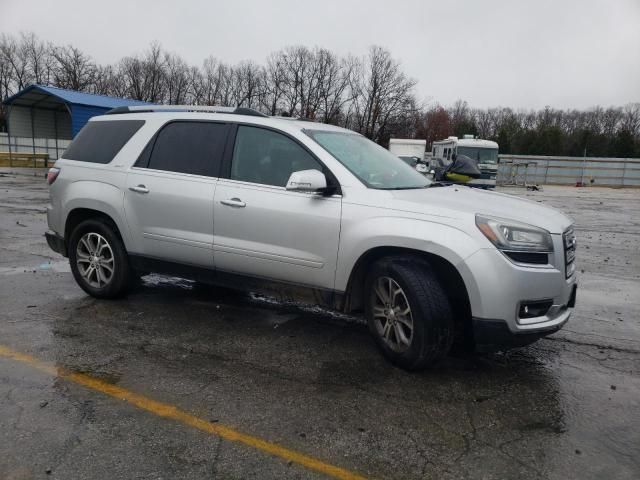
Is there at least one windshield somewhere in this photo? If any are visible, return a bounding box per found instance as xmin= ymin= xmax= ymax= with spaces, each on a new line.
xmin=305 ymin=130 xmax=431 ymax=189
xmin=456 ymin=146 xmax=499 ymax=164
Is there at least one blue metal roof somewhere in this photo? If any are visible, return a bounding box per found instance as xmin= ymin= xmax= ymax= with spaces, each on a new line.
xmin=2 ymin=84 xmax=151 ymax=109
xmin=3 ymin=84 xmax=154 ymax=137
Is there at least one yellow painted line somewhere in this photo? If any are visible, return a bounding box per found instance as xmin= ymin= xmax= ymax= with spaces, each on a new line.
xmin=0 ymin=344 xmax=367 ymax=480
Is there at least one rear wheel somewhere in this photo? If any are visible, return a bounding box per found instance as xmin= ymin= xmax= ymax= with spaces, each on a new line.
xmin=68 ymin=219 xmax=131 ymax=299
xmin=365 ymin=257 xmax=454 ymax=370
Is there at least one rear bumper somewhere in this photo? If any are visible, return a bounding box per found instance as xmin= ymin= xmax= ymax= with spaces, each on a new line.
xmin=45 ymin=231 xmax=66 ymax=257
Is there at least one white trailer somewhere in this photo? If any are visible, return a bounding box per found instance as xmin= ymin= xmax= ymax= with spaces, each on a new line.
xmin=389 ymin=138 xmax=428 ymax=173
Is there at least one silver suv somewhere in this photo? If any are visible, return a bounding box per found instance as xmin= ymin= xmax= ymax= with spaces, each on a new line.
xmin=45 ymin=106 xmax=577 ymax=370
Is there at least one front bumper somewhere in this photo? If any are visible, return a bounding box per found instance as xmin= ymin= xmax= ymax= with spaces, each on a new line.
xmin=45 ymin=230 xmax=67 ymax=256
xmin=458 ymin=233 xmax=577 ymax=350
xmin=473 ymin=283 xmax=576 ymax=351
xmin=472 ymin=315 xmax=566 ymax=351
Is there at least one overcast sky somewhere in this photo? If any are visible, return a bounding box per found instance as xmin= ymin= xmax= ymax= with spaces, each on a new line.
xmin=1 ymin=0 xmax=639 ymax=110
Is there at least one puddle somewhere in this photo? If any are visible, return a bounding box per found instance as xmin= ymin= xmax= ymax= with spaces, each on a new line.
xmin=141 ymin=273 xmax=195 ymax=290
xmin=139 ymin=274 xmax=363 ymax=324
xmin=249 ymin=292 xmax=364 ymax=324
xmin=0 ymin=259 xmax=70 ymax=275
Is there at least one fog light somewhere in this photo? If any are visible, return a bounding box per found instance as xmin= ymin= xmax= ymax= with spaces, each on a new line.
xmin=519 ymin=300 xmax=553 ymax=319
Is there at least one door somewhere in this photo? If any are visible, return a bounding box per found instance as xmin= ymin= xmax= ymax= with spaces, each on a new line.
xmin=124 ymin=121 xmax=228 ymax=267
xmin=213 ymin=125 xmax=341 ymax=290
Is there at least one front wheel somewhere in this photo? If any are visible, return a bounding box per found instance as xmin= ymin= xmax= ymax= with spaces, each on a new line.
xmin=68 ymin=219 xmax=131 ymax=299
xmin=365 ymin=258 xmax=454 ymax=370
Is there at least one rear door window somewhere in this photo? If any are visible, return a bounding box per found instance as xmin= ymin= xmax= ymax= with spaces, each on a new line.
xmin=146 ymin=122 xmax=228 ymax=177
xmin=63 ymin=120 xmax=144 ymax=164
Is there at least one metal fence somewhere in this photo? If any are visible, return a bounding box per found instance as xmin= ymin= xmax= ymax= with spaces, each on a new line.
xmin=497 ymin=155 xmax=640 ymax=188
xmin=0 ymin=133 xmax=71 ymax=163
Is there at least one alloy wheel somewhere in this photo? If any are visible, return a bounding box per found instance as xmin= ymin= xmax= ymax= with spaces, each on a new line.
xmin=76 ymin=232 xmax=115 ymax=288
xmin=371 ymin=276 xmax=414 ymax=352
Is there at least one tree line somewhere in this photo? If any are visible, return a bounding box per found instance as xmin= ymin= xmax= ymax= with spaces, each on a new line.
xmin=1 ymin=32 xmax=639 ymax=157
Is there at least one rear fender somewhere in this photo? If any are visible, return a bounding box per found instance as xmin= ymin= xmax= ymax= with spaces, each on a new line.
xmin=62 ymin=180 xmax=132 ymax=250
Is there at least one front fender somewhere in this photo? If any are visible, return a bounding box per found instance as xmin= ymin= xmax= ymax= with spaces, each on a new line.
xmin=335 ymin=215 xmax=482 ymax=291
xmin=336 ymin=214 xmax=488 ymax=318
xmin=62 ymin=180 xmax=132 ymax=249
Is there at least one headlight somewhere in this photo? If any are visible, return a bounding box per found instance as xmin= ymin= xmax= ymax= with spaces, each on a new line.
xmin=475 ymin=215 xmax=554 ymax=253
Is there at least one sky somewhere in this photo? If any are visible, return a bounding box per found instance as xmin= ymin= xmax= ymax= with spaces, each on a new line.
xmin=1 ymin=0 xmax=639 ymax=110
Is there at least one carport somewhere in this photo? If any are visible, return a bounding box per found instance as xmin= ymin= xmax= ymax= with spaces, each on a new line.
xmin=2 ymin=84 xmax=150 ymax=163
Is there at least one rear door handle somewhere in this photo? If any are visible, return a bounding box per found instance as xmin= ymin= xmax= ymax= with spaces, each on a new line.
xmin=220 ymin=197 xmax=246 ymax=208
xmin=129 ymin=185 xmax=149 ymax=194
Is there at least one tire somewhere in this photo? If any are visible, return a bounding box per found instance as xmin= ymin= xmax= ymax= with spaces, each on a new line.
xmin=68 ymin=218 xmax=131 ymax=299
xmin=364 ymin=257 xmax=454 ymax=370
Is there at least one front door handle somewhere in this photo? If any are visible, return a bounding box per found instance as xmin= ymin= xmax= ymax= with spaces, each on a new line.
xmin=220 ymin=197 xmax=246 ymax=208
xmin=129 ymin=184 xmax=149 ymax=194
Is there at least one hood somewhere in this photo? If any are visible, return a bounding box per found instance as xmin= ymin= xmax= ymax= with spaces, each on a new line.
xmin=389 ymin=186 xmax=573 ymax=234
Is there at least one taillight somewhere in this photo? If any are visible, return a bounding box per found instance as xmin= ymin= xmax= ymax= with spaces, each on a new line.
xmin=46 ymin=167 xmax=60 ymax=185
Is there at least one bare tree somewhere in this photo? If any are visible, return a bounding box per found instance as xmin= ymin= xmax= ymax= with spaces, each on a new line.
xmin=278 ymin=46 xmax=311 ymax=116
xmin=118 ymin=43 xmax=166 ymax=102
xmin=164 ymin=52 xmax=190 ymax=104
xmin=92 ymin=64 xmax=123 ymax=96
xmin=0 ymin=34 xmax=31 ymax=91
xmin=0 ymin=31 xmax=638 ymax=156
xmin=621 ymin=103 xmax=640 ymax=136
xmin=263 ymin=52 xmax=287 ymax=115
xmin=198 ymin=56 xmax=228 ymax=105
xmin=350 ymin=46 xmax=417 ymax=141
xmin=320 ymin=54 xmax=358 ymax=124
xmin=50 ymin=45 xmax=97 ymax=91
xmin=229 ymin=61 xmax=264 ymax=108
xmin=21 ymin=32 xmax=53 ymax=85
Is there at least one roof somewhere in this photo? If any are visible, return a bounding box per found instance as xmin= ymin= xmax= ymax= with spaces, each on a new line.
xmin=104 ymin=106 xmax=351 ymax=134
xmin=2 ymin=84 xmax=151 ymax=109
xmin=433 ymin=137 xmax=498 ymax=149
xmin=91 ymin=110 xmax=355 ymax=137
xmin=457 ymin=138 xmax=499 ymax=149
xmin=389 ymin=138 xmax=427 ymax=145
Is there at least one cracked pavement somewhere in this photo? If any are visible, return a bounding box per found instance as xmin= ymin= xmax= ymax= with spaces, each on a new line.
xmin=0 ymin=170 xmax=638 ymax=479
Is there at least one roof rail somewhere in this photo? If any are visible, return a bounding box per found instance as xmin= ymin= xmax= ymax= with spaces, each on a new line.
xmin=272 ymin=115 xmax=317 ymax=122
xmin=105 ymin=105 xmax=268 ymax=117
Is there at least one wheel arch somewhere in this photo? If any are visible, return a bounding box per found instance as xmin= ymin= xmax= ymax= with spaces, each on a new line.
xmin=342 ymin=246 xmax=474 ymax=348
xmin=64 ymin=208 xmax=127 ymax=254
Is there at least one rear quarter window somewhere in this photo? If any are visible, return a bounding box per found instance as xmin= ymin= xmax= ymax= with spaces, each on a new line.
xmin=63 ymin=120 xmax=145 ymax=164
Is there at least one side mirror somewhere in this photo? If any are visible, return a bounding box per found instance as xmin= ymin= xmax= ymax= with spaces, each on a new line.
xmin=285 ymin=169 xmax=327 ymax=193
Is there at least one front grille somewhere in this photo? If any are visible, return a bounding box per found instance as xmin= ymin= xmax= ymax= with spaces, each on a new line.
xmin=563 ymin=227 xmax=577 ymax=278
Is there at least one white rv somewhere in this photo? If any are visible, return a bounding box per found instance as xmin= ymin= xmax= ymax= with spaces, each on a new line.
xmin=431 ymin=135 xmax=499 ymax=188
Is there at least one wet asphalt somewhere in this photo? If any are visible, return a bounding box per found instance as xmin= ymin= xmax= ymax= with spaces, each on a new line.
xmin=0 ymin=169 xmax=638 ymax=480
